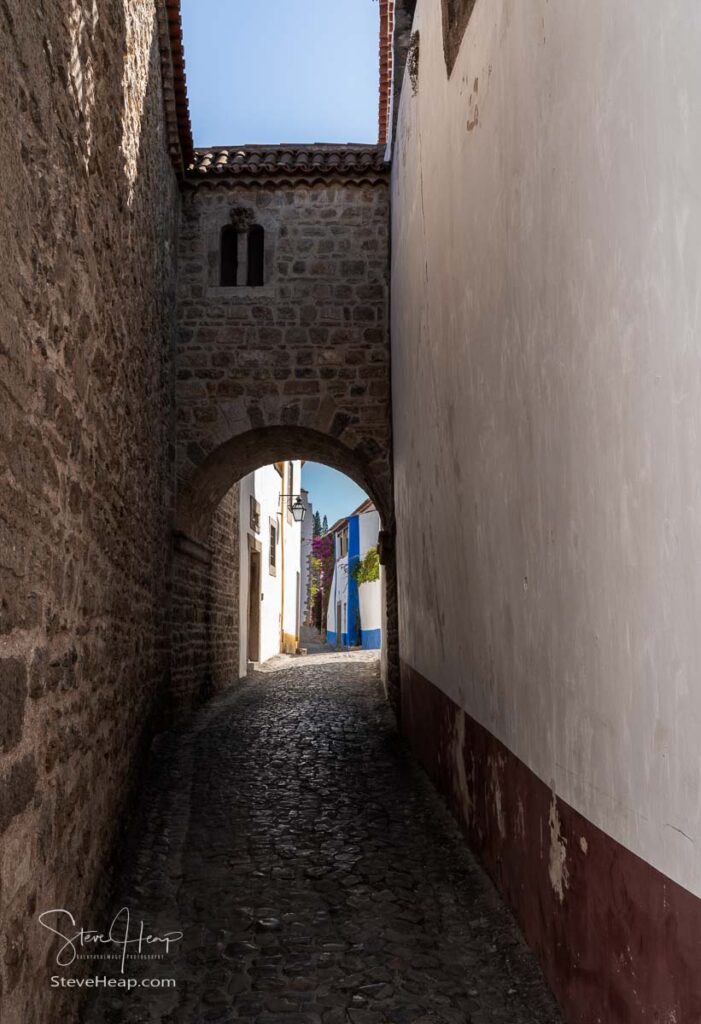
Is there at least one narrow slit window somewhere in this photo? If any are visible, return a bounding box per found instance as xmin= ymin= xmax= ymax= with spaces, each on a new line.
xmin=220 ymin=225 xmax=238 ymax=286
xmin=247 ymin=225 xmax=265 ymax=286
xmin=269 ymin=519 xmax=278 ymax=573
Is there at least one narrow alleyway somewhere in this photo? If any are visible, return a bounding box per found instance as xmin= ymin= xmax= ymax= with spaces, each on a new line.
xmin=83 ymin=648 xmax=561 ymax=1024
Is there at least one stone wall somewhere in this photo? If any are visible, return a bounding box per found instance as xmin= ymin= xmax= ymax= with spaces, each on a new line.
xmin=209 ymin=485 xmax=240 ymax=691
xmin=173 ymin=171 xmax=395 ymax=706
xmin=171 ymin=485 xmax=240 ymax=710
xmin=175 ymin=176 xmax=391 ymax=533
xmin=0 ymin=1 xmax=179 ymax=1019
xmin=171 ymin=544 xmax=212 ymax=708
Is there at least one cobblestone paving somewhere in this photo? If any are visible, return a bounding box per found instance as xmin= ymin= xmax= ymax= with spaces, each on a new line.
xmin=83 ymin=648 xmax=562 ymax=1024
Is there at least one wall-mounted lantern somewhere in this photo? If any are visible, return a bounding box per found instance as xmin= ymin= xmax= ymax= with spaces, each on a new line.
xmin=279 ymin=494 xmax=306 ymax=523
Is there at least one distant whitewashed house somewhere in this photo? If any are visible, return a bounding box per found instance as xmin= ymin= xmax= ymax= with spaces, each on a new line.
xmin=299 ymin=489 xmax=313 ymax=625
xmin=326 ymin=499 xmax=382 ymax=649
xmin=238 ymin=461 xmax=303 ymax=673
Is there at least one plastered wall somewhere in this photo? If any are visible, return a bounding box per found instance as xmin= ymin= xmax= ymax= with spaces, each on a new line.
xmin=238 ymin=463 xmax=302 ymax=673
xmin=281 ymin=461 xmax=303 ymax=651
xmin=392 ymin=0 xmax=701 ymax=898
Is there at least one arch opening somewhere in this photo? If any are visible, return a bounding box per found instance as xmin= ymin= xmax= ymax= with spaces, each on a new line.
xmin=170 ymin=425 xmax=398 ymax=718
xmin=176 ymin=425 xmax=393 ymax=545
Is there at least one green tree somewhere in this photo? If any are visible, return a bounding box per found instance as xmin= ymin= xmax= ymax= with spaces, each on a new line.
xmin=313 ymin=511 xmax=322 ymax=537
xmin=322 ymin=514 xmax=328 ymax=533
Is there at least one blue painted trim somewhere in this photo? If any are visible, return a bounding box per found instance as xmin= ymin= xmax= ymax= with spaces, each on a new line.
xmin=347 ymin=515 xmax=361 ymax=646
xmin=327 ymin=628 xmax=380 ymax=649
xmin=361 ymin=628 xmax=382 ymax=650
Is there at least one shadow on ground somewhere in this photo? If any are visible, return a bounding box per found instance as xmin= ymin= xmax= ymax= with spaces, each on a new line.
xmin=82 ymin=647 xmax=561 ymax=1024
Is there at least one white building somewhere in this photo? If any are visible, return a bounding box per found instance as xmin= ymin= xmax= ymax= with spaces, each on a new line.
xmin=238 ymin=461 xmax=303 ymax=674
xmin=326 ymin=499 xmax=382 ymax=650
xmin=299 ymin=488 xmax=313 ymax=626
xmin=357 ymin=505 xmax=382 ymax=649
xmin=326 ymin=517 xmax=349 ymax=647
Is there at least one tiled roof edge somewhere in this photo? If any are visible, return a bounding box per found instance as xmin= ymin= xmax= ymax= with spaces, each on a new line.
xmin=378 ymin=0 xmax=394 ymax=147
xmin=158 ymin=0 xmax=194 ymax=175
xmin=187 ymin=145 xmax=389 ymax=187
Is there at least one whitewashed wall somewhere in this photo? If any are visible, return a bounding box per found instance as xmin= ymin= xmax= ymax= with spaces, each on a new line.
xmin=358 ymin=508 xmax=382 ymax=645
xmin=327 ymin=538 xmax=348 ymax=643
xmin=392 ymin=0 xmax=701 ymax=896
xmin=281 ymin=462 xmax=302 ymax=648
xmin=300 ymin=489 xmax=313 ymax=624
xmin=238 ymin=462 xmax=301 ymax=673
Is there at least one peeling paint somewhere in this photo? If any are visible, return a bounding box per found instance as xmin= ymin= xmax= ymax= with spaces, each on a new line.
xmin=515 ymin=797 xmax=526 ymax=840
xmin=489 ymin=755 xmax=506 ymax=839
xmin=407 ymin=32 xmax=420 ymax=96
xmin=440 ymin=0 xmax=478 ymax=76
xmin=453 ymin=711 xmax=472 ymax=824
xmin=401 ymin=662 xmax=701 ymax=1020
xmin=548 ymin=796 xmax=569 ymax=903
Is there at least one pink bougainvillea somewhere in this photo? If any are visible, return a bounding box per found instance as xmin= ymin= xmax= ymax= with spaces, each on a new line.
xmin=310 ymin=533 xmax=335 ymax=631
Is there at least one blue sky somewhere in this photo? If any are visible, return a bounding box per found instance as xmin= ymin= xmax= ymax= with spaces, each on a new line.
xmin=180 ymin=0 xmax=380 ymax=146
xmin=181 ymin=3 xmax=377 ymax=528
xmin=301 ymin=464 xmax=368 ymax=528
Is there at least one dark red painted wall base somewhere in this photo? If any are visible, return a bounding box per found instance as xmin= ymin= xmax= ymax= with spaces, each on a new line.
xmin=400 ymin=660 xmax=701 ymax=1024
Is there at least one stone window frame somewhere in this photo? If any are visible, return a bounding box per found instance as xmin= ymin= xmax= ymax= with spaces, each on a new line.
xmin=337 ymin=526 xmax=348 ymax=558
xmin=207 ymin=200 xmax=278 ymax=299
xmin=250 ymin=495 xmax=261 ymax=534
xmin=217 ymin=222 xmax=267 ymax=288
xmin=441 ymin=0 xmax=478 ymax=77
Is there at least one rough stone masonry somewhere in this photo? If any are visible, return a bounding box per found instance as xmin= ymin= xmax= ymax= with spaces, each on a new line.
xmin=0 ymin=4 xmax=393 ymax=1022
xmin=171 ymin=146 xmax=394 ymax=711
xmin=0 ymin=1 xmax=181 ymax=1021
xmin=175 ymin=145 xmax=391 ymax=533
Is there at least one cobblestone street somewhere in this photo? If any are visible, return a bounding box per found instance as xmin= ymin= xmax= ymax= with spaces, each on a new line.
xmin=83 ymin=648 xmax=561 ymax=1024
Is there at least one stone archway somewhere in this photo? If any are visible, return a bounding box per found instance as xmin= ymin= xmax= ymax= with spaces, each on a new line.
xmin=171 ymin=145 xmax=394 ymax=718
xmin=176 ymin=426 xmax=393 ymax=545
xmin=170 ymin=425 xmax=398 ymax=717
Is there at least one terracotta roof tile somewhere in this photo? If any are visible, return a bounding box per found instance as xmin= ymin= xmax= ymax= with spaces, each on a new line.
xmin=161 ymin=1 xmax=391 ymax=174
xmin=351 ymin=498 xmax=376 ymax=517
xmin=327 ymin=500 xmax=377 ymax=536
xmin=159 ymin=2 xmax=390 ymax=175
xmin=188 ymin=144 xmax=389 ymax=186
xmin=378 ymin=0 xmax=394 ymax=147
xmin=158 ymin=0 xmax=193 ymax=173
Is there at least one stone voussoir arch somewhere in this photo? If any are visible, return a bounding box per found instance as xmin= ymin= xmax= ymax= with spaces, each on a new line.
xmin=170 ymin=420 xmax=398 ymax=716
xmin=176 ymin=424 xmax=393 ymax=547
